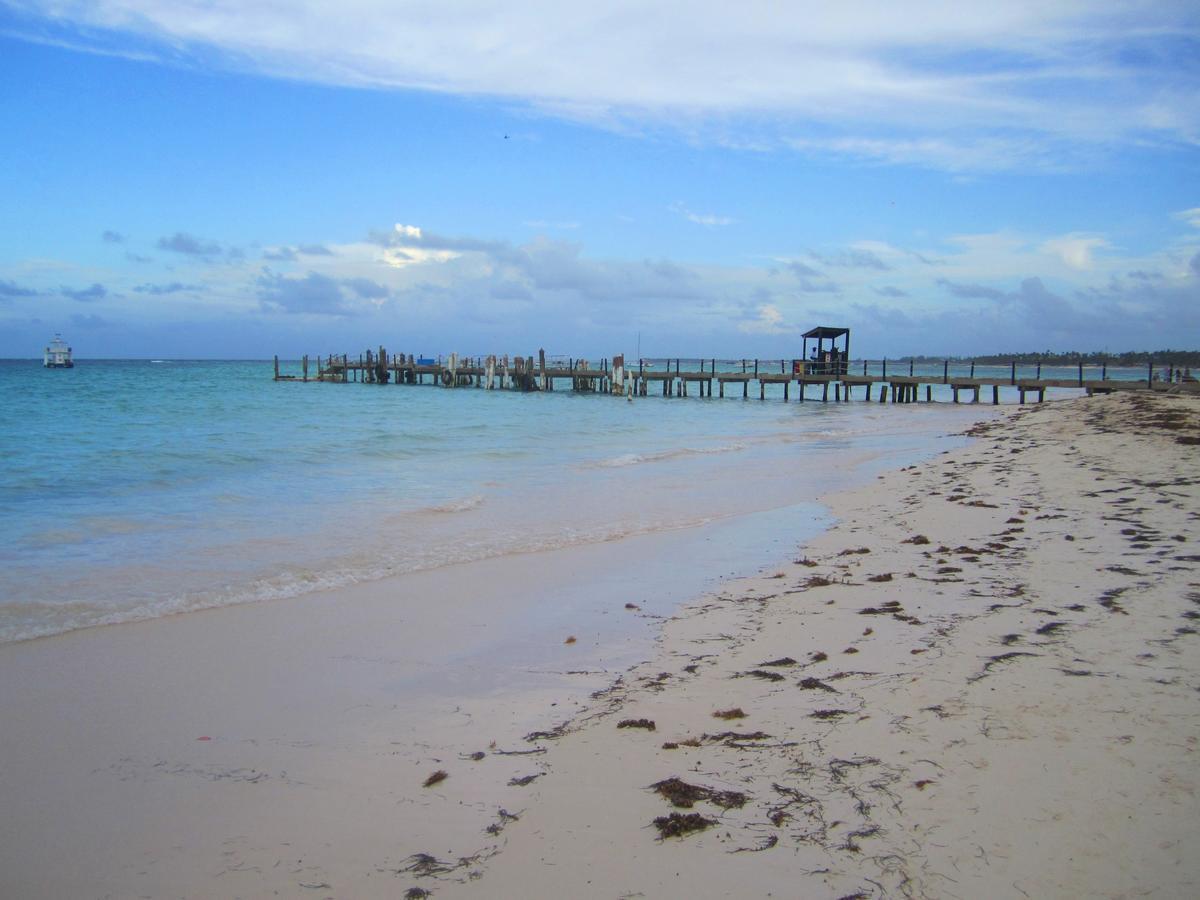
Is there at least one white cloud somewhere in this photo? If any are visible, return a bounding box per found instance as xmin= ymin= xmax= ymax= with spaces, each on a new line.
xmin=8 ymin=217 xmax=1199 ymax=356
xmin=670 ymin=203 xmax=734 ymax=227
xmin=1174 ymin=207 xmax=1200 ymax=229
xmin=1041 ymin=233 xmax=1110 ymax=271
xmin=9 ymin=1 xmax=1199 ymax=170
xmin=738 ymin=304 xmax=792 ymax=335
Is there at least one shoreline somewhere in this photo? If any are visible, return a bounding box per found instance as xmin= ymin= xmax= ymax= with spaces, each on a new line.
xmin=453 ymin=391 xmax=1199 ymax=899
xmin=0 ymin=424 xmax=960 ymax=898
xmin=2 ymin=392 xmax=1197 ymax=898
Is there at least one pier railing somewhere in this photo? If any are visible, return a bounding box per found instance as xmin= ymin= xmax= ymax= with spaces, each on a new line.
xmin=273 ymin=350 xmax=1197 ymax=404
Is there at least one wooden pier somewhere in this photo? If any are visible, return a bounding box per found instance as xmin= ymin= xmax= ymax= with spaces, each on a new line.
xmin=274 ymin=348 xmax=1198 ymax=403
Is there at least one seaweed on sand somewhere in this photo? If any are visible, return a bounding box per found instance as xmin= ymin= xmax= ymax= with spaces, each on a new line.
xmin=810 ymin=709 xmax=851 ymax=720
xmin=798 ymin=677 xmax=837 ymax=692
xmin=759 ymin=656 xmax=798 ymax=667
xmin=652 ymin=812 xmax=718 ymax=839
xmin=650 ymin=776 xmax=748 ymax=810
xmin=617 ymin=718 xmax=656 ymax=731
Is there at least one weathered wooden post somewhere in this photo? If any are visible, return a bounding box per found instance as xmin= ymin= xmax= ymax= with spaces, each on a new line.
xmin=1036 ymin=360 xmax=1042 ymax=380
xmin=1078 ymin=361 xmax=1083 ymax=386
xmin=273 ymin=355 xmax=280 ymax=381
xmin=943 ymin=360 xmax=948 ymax=382
xmin=1010 ymin=360 xmax=1016 ymax=385
xmin=882 ymin=358 xmax=887 ymax=378
xmin=539 ymin=348 xmax=547 ymax=391
xmin=1147 ymin=359 xmax=1153 ymax=384
xmin=302 ymin=354 xmax=308 ymax=382
xmin=970 ymin=360 xmax=975 ymax=378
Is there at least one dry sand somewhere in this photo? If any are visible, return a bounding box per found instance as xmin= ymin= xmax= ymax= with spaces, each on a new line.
xmin=2 ymin=391 xmax=1197 ymax=899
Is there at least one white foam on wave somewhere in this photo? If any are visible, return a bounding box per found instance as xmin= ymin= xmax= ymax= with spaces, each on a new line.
xmin=0 ymin=509 xmax=720 ymax=645
xmin=592 ymin=442 xmax=746 ymax=468
xmin=424 ymin=494 xmax=485 ymax=514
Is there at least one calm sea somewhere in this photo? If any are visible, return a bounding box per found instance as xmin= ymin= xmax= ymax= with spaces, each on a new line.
xmin=0 ymin=358 xmax=1020 ymax=645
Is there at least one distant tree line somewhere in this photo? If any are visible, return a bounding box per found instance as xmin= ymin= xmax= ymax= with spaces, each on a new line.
xmin=903 ymin=350 xmax=1200 ymax=366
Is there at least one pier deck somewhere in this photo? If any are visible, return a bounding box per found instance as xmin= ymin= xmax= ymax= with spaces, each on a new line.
xmin=275 ymin=351 xmax=1198 ymax=404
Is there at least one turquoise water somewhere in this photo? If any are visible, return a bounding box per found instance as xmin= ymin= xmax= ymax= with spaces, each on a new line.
xmin=0 ymin=359 xmax=995 ymax=644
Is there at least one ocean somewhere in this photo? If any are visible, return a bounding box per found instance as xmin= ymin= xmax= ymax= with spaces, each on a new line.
xmin=0 ymin=358 xmax=1046 ymax=645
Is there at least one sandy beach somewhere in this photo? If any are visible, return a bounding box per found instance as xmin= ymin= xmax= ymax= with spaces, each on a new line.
xmin=2 ymin=391 xmax=1198 ymax=899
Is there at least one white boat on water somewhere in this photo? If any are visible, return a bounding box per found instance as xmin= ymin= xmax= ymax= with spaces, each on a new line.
xmin=43 ymin=334 xmax=74 ymax=368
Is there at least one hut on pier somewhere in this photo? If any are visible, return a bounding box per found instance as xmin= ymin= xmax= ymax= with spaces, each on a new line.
xmin=801 ymin=326 xmax=850 ymax=376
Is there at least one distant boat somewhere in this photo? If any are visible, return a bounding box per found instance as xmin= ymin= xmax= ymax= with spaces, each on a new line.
xmin=43 ymin=334 xmax=74 ymax=368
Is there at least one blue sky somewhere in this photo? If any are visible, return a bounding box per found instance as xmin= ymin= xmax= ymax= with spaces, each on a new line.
xmin=1 ymin=1 xmax=1197 ymax=359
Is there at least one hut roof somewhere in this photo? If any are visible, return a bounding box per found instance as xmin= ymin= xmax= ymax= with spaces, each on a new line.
xmin=801 ymin=326 xmax=849 ymax=340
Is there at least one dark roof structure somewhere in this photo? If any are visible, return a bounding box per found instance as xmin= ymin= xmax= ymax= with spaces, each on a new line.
xmin=801 ymin=326 xmax=849 ymax=340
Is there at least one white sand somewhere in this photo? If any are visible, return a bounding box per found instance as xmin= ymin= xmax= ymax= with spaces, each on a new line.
xmin=2 ymin=392 xmax=1197 ymax=899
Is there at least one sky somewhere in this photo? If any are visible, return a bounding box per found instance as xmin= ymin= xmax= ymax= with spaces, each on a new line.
xmin=1 ymin=1 xmax=1198 ymax=360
